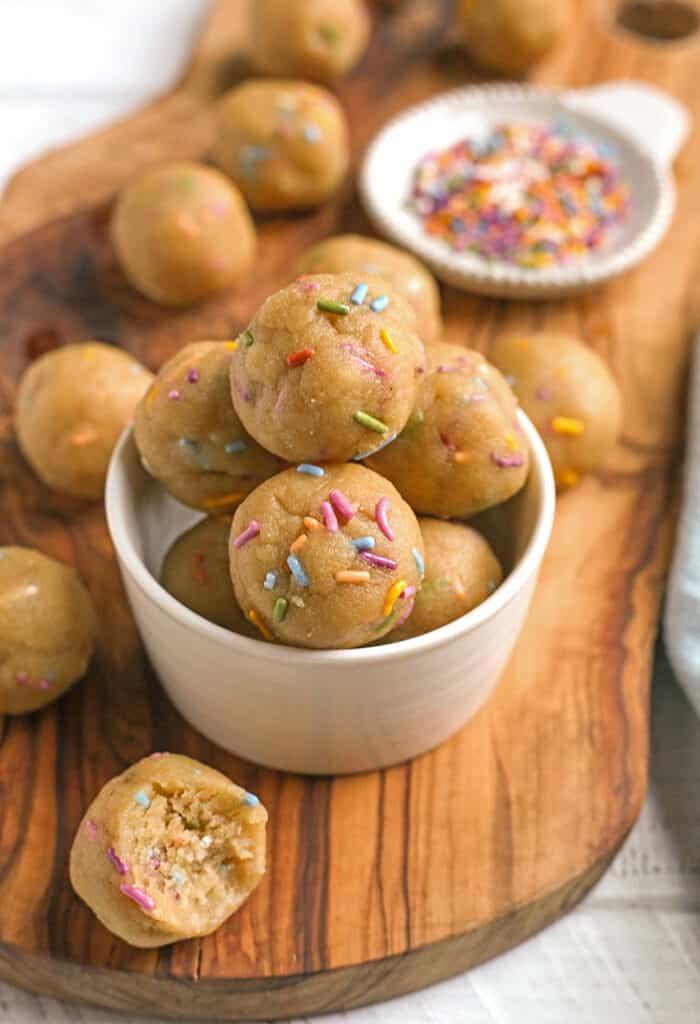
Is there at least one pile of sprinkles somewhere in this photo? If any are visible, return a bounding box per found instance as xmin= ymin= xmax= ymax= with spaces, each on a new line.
xmin=409 ymin=121 xmax=629 ymax=267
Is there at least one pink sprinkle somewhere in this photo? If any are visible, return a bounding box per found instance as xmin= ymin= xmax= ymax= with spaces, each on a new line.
xmin=152 ymin=858 xmax=161 ymax=870
xmin=492 ymin=453 xmax=525 ymax=468
xmin=320 ymin=500 xmax=338 ymax=532
xmin=274 ymin=379 xmax=289 ymax=413
xmin=360 ymin=552 xmax=398 ymax=570
xmin=375 ymin=497 xmax=394 ymax=541
xmin=168 ymin=389 xmax=180 ymax=400
xmin=107 ymin=847 xmax=128 ymax=875
xmin=395 ymin=588 xmax=416 ymax=628
xmin=301 ymin=281 xmax=320 ymax=293
xmin=187 ymin=368 xmax=200 ymax=383
xmin=85 ymin=818 xmax=99 ymax=839
xmin=330 ymin=489 xmax=355 ymax=521
xmin=233 ymin=520 xmax=261 ymax=549
xmin=15 ymin=671 xmax=29 ymax=687
xmin=400 ymin=585 xmax=417 ymax=601
xmin=341 ymin=343 xmax=386 ymax=378
xmin=436 ymin=364 xmax=459 ymax=373
xmin=536 ymin=386 xmax=552 ymax=400
xmin=470 ymin=394 xmax=487 ymax=402
xmin=120 ymin=883 xmax=155 ymax=912
xmin=149 ymin=752 xmax=164 ymax=759
xmin=38 ymin=679 xmax=50 ymax=690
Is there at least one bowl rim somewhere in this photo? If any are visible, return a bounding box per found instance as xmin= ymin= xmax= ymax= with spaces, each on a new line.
xmin=106 ymin=410 xmax=555 ymax=666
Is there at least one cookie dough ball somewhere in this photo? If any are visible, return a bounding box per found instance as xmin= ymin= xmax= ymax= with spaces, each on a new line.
xmin=213 ymin=80 xmax=350 ymax=212
xmin=134 ymin=341 xmax=282 ymax=512
xmin=70 ymin=753 xmax=267 ymax=948
xmin=16 ymin=341 xmax=152 ymax=500
xmin=457 ymin=0 xmax=571 ymax=75
xmin=231 ymin=273 xmax=424 ymax=463
xmin=161 ymin=518 xmax=257 ymax=637
xmin=389 ymin=520 xmax=503 ymax=642
xmin=368 ymin=342 xmax=529 ymax=518
xmin=111 ymin=162 xmax=256 ymax=306
xmin=490 ymin=331 xmax=622 ymax=490
xmin=0 ymin=547 xmax=96 ymax=715
xmin=250 ymin=0 xmax=371 ymax=83
xmin=229 ymin=463 xmax=423 ymax=649
xmin=296 ymin=234 xmax=442 ymax=345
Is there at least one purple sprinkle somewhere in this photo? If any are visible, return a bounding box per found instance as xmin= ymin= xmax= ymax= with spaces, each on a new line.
xmin=491 ymin=452 xmax=525 ymax=468
xmin=394 ymin=587 xmax=416 ymax=628
xmin=360 ymin=552 xmax=399 ymax=571
xmin=341 ymin=343 xmax=386 ymax=378
xmin=85 ymin=818 xmax=98 ymax=839
xmin=233 ymin=520 xmax=261 ymax=549
xmin=168 ymin=389 xmax=180 ymax=400
xmin=187 ymin=369 xmax=200 ymax=383
xmin=536 ymin=386 xmax=552 ymax=400
xmin=119 ymin=883 xmax=155 ymax=912
xmin=108 ymin=847 xmax=128 ymax=876
xmin=320 ymin=500 xmax=338 ymax=532
xmin=15 ymin=671 xmax=29 ymax=687
xmin=375 ymin=497 xmax=394 ymax=541
xmin=329 ymin=489 xmax=355 ymax=521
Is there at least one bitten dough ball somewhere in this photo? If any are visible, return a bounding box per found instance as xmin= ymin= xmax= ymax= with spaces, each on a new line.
xmin=389 ymin=519 xmax=503 ymax=642
xmin=111 ymin=162 xmax=256 ymax=306
xmin=250 ymin=0 xmax=371 ymax=83
xmin=368 ymin=342 xmax=529 ymax=518
xmin=489 ymin=331 xmax=622 ymax=490
xmin=229 ymin=463 xmax=424 ymax=649
xmin=296 ymin=234 xmax=442 ymax=345
xmin=15 ymin=341 xmax=153 ymax=500
xmin=0 ymin=547 xmax=96 ymax=715
xmin=231 ymin=273 xmax=425 ymax=464
xmin=457 ymin=0 xmax=571 ymax=75
xmin=161 ymin=517 xmax=258 ymax=637
xmin=134 ymin=341 xmax=282 ymax=512
xmin=70 ymin=753 xmax=267 ymax=948
xmin=213 ymin=79 xmax=350 ymax=212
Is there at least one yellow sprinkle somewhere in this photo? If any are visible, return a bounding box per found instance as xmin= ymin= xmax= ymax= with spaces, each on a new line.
xmin=557 ymin=468 xmax=580 ymax=489
xmin=380 ymin=328 xmax=397 ymax=354
xmin=247 ymin=609 xmax=273 ymax=641
xmin=505 ymin=431 xmax=518 ymax=452
xmin=290 ymin=534 xmax=308 ymax=554
xmin=336 ymin=570 xmax=370 ymax=584
xmin=202 ymin=491 xmax=245 ymax=509
xmin=71 ymin=427 xmax=99 ymax=447
xmin=453 ymin=577 xmax=466 ymax=600
xmin=303 ymin=516 xmax=322 ymax=531
xmin=146 ymin=384 xmax=159 ymax=407
xmin=82 ymin=346 xmax=97 ymax=360
xmin=552 ymin=416 xmax=585 ymax=437
xmin=225 ymin=340 xmax=238 ymax=350
xmin=383 ymin=579 xmax=408 ymax=617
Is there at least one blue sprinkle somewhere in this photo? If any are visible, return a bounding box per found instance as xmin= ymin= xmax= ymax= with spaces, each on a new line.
xmin=147 ymin=847 xmax=154 ymax=859
xmin=412 ymin=547 xmax=425 ymax=578
xmin=505 ymin=374 xmax=517 ymax=388
xmin=351 ymin=283 xmax=368 ymax=305
xmin=352 ymin=431 xmax=397 ymax=461
xmin=370 ymin=295 xmax=390 ymax=312
xmin=264 ymin=571 xmax=277 ymax=590
xmin=243 ymin=792 xmax=260 ymax=807
xmin=303 ymin=122 xmax=322 ymax=144
xmin=287 ymin=554 xmax=309 ymax=587
xmin=172 ymin=868 xmax=185 ymax=885
xmin=296 ymin=463 xmax=324 ymax=477
xmin=352 ymin=536 xmax=375 ymax=551
xmin=488 ymin=578 xmax=497 ymax=594
xmin=226 ymin=439 xmax=247 ymax=454
xmin=473 ymin=376 xmax=487 ymax=392
xmin=134 ymin=790 xmax=150 ymax=809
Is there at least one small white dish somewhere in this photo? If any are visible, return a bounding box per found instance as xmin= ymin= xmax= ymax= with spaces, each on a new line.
xmin=106 ymin=413 xmax=555 ymax=776
xmin=360 ymin=81 xmax=689 ymax=299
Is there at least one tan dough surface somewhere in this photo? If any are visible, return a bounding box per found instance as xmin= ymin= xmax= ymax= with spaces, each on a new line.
xmin=456 ymin=0 xmax=571 ymax=74
xmin=15 ymin=341 xmax=152 ymax=500
xmin=229 ymin=463 xmax=423 ymax=649
xmin=389 ymin=519 xmax=503 ymax=642
xmin=111 ymin=161 xmax=256 ymax=306
xmin=161 ymin=517 xmax=257 ymax=637
xmin=250 ymin=0 xmax=371 ymax=84
xmin=368 ymin=342 xmax=529 ymax=518
xmin=231 ymin=273 xmax=425 ymax=463
xmin=0 ymin=547 xmax=96 ymax=715
xmin=213 ymin=79 xmax=350 ymax=212
xmin=69 ymin=753 xmax=267 ymax=949
xmin=134 ymin=341 xmax=282 ymax=512
xmin=296 ymin=234 xmax=442 ymax=345
xmin=489 ymin=331 xmax=622 ymax=490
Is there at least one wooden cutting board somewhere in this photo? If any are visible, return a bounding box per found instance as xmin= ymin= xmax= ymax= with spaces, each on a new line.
xmin=0 ymin=1 xmax=697 ymax=1019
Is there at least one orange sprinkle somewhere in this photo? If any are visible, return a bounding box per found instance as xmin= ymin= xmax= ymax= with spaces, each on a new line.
xmin=146 ymin=384 xmax=159 ymax=407
xmin=383 ymin=579 xmax=408 ymax=617
xmin=202 ymin=491 xmax=244 ymax=509
xmin=247 ymin=609 xmax=273 ymax=641
xmin=286 ymin=347 xmax=316 ymax=368
xmin=453 ymin=576 xmax=466 ymax=600
xmin=304 ymin=516 xmax=322 ymax=531
xmin=71 ymin=427 xmax=99 ymax=447
xmin=557 ymin=468 xmax=580 ymax=489
xmin=552 ymin=416 xmax=584 ymax=437
xmin=335 ymin=570 xmax=370 ymax=584
xmin=290 ymin=534 xmax=308 ymax=554
xmin=380 ymin=328 xmax=397 ymax=354
xmin=453 ymin=451 xmax=469 ymax=464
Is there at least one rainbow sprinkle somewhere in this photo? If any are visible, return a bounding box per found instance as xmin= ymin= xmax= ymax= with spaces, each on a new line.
xmin=354 ymin=410 xmax=389 ymax=434
xmin=108 ymin=847 xmax=128 ymax=875
xmin=320 ymin=500 xmax=338 ymax=532
xmin=243 ymin=792 xmax=260 ymax=807
xmin=375 ymin=497 xmax=395 ymax=541
xmin=360 ymin=552 xmax=398 ymax=571
xmin=134 ymin=791 xmax=151 ymax=809
xmin=352 ymin=536 xmax=375 ymax=551
xmin=297 ymin=464 xmax=325 ymax=477
xmin=412 ymin=547 xmax=424 ymax=577
xmin=380 ymin=328 xmax=397 ymax=354
xmin=336 ymin=570 xmax=370 ymax=584
xmin=329 ymin=489 xmax=355 ymax=521
xmin=317 ymin=299 xmax=349 ymax=315
xmin=264 ymin=571 xmax=277 ymax=590
xmin=187 ymin=369 xmax=200 ymax=383
xmin=370 ymin=295 xmax=390 ymax=312
xmin=383 ymin=579 xmax=408 ymax=617
xmin=233 ymin=520 xmax=260 ymax=549
xmin=287 ymin=554 xmax=309 ymax=587
xmin=120 ymin=883 xmax=155 ymax=912
xmin=226 ymin=439 xmax=247 ymax=454
xmin=248 ymin=608 xmax=273 ymax=640
xmin=351 ymin=283 xmax=368 ymax=304
xmin=273 ymin=597 xmax=288 ymax=623
xmin=552 ymin=416 xmax=585 ymax=436
xmin=287 ymin=347 xmax=316 ymax=368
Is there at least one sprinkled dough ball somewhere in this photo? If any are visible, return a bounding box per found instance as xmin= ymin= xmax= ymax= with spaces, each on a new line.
xmin=389 ymin=519 xmax=503 ymax=642
xmin=111 ymin=162 xmax=256 ymax=306
xmin=70 ymin=753 xmax=267 ymax=948
xmin=250 ymin=0 xmax=371 ymax=84
xmin=229 ymin=463 xmax=423 ymax=649
xmin=231 ymin=273 xmax=425 ymax=463
xmin=134 ymin=341 xmax=282 ymax=513
xmin=15 ymin=341 xmax=153 ymax=500
xmin=213 ymin=79 xmax=350 ymax=212
xmin=456 ymin=0 xmax=571 ymax=75
xmin=296 ymin=234 xmax=442 ymax=345
xmin=367 ymin=342 xmax=529 ymax=518
xmin=0 ymin=547 xmax=96 ymax=715
xmin=161 ymin=517 xmax=258 ymax=637
xmin=489 ymin=331 xmax=622 ymax=490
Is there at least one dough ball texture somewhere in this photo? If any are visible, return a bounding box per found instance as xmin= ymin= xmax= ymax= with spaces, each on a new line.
xmin=389 ymin=519 xmax=503 ymax=642
xmin=296 ymin=234 xmax=442 ymax=345
xmin=457 ymin=0 xmax=571 ymax=75
xmin=0 ymin=547 xmax=96 ymax=715
xmin=15 ymin=341 xmax=153 ymax=500
xmin=229 ymin=463 xmax=424 ymax=649
xmin=161 ymin=517 xmax=257 ymax=637
xmin=134 ymin=341 xmax=282 ymax=512
xmin=231 ymin=273 xmax=425 ymax=463
xmin=489 ymin=331 xmax=622 ymax=490
xmin=213 ymin=79 xmax=350 ymax=212
xmin=70 ymin=753 xmax=267 ymax=948
xmin=250 ymin=0 xmax=371 ymax=83
xmin=111 ymin=162 xmax=256 ymax=306
xmin=368 ymin=342 xmax=529 ymax=518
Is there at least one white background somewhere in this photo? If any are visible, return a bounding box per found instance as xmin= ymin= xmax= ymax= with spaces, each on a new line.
xmin=0 ymin=3 xmax=699 ymax=1022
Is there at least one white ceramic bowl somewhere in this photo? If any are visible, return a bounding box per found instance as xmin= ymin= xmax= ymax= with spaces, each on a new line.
xmin=106 ymin=413 xmax=555 ymax=775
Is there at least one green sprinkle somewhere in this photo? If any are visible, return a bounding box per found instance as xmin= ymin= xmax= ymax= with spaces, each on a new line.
xmin=354 ymin=410 xmax=389 ymax=435
xmin=404 ymin=410 xmax=425 ymax=436
xmin=318 ymin=23 xmax=339 ymax=45
xmin=243 ymin=328 xmax=254 ymax=347
xmin=273 ymin=597 xmax=288 ymax=623
xmin=317 ymin=299 xmax=349 ymax=315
